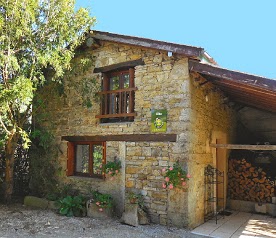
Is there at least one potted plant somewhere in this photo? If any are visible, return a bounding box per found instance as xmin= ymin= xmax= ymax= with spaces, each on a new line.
xmin=104 ymin=158 xmax=122 ymax=178
xmin=87 ymin=191 xmax=114 ymax=218
xmin=127 ymin=192 xmax=144 ymax=207
xmin=161 ymin=161 xmax=191 ymax=189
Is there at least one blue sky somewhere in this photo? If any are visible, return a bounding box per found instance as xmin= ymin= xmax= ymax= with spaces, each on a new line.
xmin=75 ymin=0 xmax=276 ymax=79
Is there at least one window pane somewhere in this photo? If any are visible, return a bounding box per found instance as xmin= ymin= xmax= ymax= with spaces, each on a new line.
xmin=110 ymin=76 xmax=120 ymax=90
xmin=123 ymin=74 xmax=129 ymax=88
xmin=75 ymin=145 xmax=89 ymax=173
xmin=93 ymin=145 xmax=103 ymax=175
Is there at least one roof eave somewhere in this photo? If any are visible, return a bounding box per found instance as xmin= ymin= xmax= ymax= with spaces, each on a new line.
xmin=90 ymin=31 xmax=204 ymax=59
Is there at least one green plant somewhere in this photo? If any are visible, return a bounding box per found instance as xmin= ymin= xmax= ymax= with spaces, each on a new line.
xmin=127 ymin=192 xmax=144 ymax=207
xmin=161 ymin=161 xmax=191 ymax=189
xmin=28 ymin=126 xmax=61 ymax=197
xmin=91 ymin=191 xmax=113 ymax=212
xmin=104 ymin=159 xmax=122 ymax=177
xmin=58 ymin=195 xmax=86 ymax=217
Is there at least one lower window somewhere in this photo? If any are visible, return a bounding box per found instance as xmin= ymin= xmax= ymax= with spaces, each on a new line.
xmin=67 ymin=141 xmax=106 ymax=178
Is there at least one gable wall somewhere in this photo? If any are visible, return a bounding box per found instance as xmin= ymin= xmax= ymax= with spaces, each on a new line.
xmin=37 ymin=41 xmax=236 ymax=228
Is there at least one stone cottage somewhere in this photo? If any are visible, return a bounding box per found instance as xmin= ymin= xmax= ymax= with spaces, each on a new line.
xmin=38 ymin=31 xmax=276 ymax=228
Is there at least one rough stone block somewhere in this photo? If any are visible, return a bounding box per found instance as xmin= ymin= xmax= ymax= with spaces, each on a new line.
xmin=126 ymin=167 xmax=140 ymax=174
xmin=141 ymin=147 xmax=151 ymax=157
xmin=126 ymin=180 xmax=135 ymax=188
xmin=151 ymin=203 xmax=167 ymax=211
xmin=159 ymin=214 xmax=167 ymax=225
xmin=24 ymin=196 xmax=49 ymax=209
xmin=138 ymin=208 xmax=150 ymax=225
xmin=120 ymin=204 xmax=139 ymax=227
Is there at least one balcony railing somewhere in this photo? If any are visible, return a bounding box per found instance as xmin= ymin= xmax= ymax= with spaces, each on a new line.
xmin=95 ymin=87 xmax=137 ymax=119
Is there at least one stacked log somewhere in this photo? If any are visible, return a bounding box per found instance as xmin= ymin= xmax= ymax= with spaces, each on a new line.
xmin=228 ymin=158 xmax=274 ymax=203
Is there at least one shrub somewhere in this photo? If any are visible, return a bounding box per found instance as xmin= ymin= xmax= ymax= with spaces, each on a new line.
xmin=104 ymin=159 xmax=121 ymax=177
xmin=58 ymin=195 xmax=86 ymax=217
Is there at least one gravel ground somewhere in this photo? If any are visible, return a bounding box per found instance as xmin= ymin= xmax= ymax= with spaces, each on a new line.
xmin=0 ymin=204 xmax=208 ymax=238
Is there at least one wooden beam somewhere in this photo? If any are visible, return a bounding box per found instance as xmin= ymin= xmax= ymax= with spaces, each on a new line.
xmin=210 ymin=143 xmax=276 ymax=151
xmin=91 ymin=31 xmax=204 ymax=59
xmin=94 ymin=59 xmax=144 ymax=73
xmin=62 ymin=134 xmax=177 ymax=142
xmin=95 ymin=112 xmax=136 ymax=119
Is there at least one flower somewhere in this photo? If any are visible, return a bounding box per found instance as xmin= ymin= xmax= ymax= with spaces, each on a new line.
xmin=104 ymin=159 xmax=122 ymax=177
xmin=92 ymin=191 xmax=113 ymax=211
xmin=162 ymin=161 xmax=189 ymax=189
xmin=162 ymin=168 xmax=166 ymax=172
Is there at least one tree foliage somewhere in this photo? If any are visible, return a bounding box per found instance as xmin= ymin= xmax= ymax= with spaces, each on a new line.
xmin=0 ymin=0 xmax=95 ymax=201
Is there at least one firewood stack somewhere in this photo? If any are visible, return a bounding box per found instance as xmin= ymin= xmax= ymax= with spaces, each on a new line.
xmin=228 ymin=158 xmax=274 ymax=203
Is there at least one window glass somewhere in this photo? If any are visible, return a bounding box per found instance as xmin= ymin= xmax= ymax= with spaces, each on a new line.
xmin=93 ymin=145 xmax=104 ymax=175
xmin=109 ymin=76 xmax=120 ymax=90
xmin=75 ymin=144 xmax=89 ymax=173
xmin=123 ymin=74 xmax=130 ymax=88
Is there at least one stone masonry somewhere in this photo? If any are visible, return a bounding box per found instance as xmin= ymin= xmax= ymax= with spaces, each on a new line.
xmin=38 ymin=39 xmax=236 ymax=228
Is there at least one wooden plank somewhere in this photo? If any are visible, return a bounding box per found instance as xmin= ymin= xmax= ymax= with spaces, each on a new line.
xmin=66 ymin=142 xmax=75 ymax=176
xmin=94 ymin=59 xmax=144 ymax=73
xmin=189 ymin=60 xmax=276 ymax=91
xmin=210 ymin=143 xmax=276 ymax=151
xmin=97 ymin=87 xmax=137 ymax=94
xmin=95 ymin=112 xmax=136 ymax=119
xmin=129 ymin=68 xmax=135 ymax=114
xmin=62 ymin=134 xmax=177 ymax=142
xmin=102 ymin=73 xmax=109 ymax=115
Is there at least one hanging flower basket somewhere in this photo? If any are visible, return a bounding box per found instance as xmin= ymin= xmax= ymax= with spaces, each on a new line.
xmin=104 ymin=158 xmax=122 ymax=180
xmin=161 ymin=161 xmax=191 ymax=189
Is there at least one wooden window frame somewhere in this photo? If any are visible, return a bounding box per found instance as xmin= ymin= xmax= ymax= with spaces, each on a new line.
xmin=95 ymin=68 xmax=136 ymax=122
xmin=67 ymin=141 xmax=106 ymax=178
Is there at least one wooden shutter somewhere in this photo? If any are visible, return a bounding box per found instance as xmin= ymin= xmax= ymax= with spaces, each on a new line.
xmin=67 ymin=142 xmax=75 ymax=176
xmin=129 ymin=68 xmax=135 ymax=114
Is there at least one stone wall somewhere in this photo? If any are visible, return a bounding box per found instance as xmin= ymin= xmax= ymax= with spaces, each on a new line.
xmin=37 ymin=41 xmax=192 ymax=226
xmin=187 ymin=74 xmax=237 ymax=228
xmin=37 ymin=40 xmax=236 ymax=228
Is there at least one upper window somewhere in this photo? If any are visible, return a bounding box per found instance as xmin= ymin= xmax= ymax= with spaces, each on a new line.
xmin=67 ymin=141 xmax=106 ymax=178
xmin=96 ymin=68 xmax=136 ymax=123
